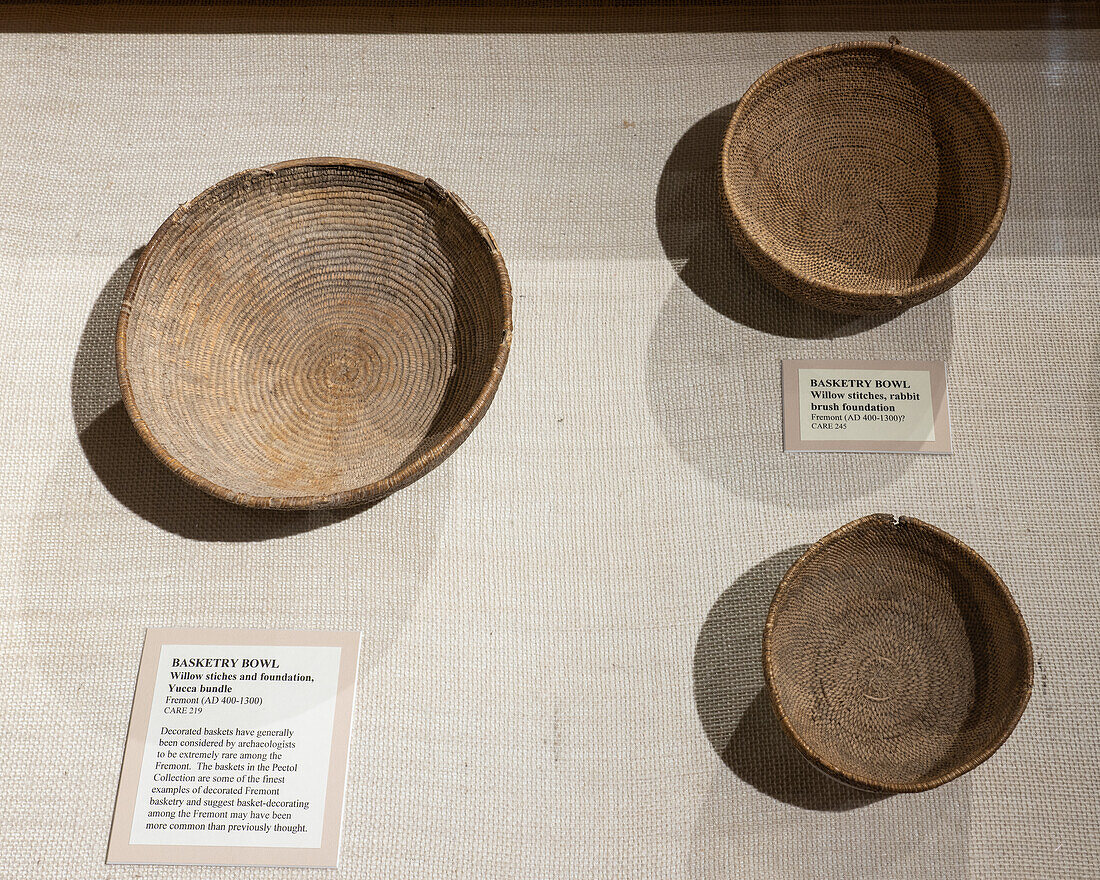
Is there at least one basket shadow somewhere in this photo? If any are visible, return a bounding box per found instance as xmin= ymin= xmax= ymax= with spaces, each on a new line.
xmin=693 ymin=545 xmax=886 ymax=811
xmin=72 ymin=251 xmax=364 ymax=542
xmin=656 ymin=102 xmax=898 ymax=339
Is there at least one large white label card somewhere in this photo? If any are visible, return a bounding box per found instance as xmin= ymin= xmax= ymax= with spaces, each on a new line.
xmin=108 ymin=628 xmax=360 ymax=867
xmin=782 ymin=359 xmax=951 ymax=453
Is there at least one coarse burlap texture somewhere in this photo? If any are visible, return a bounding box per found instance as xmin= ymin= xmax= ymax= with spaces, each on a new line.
xmin=0 ymin=14 xmax=1097 ymax=880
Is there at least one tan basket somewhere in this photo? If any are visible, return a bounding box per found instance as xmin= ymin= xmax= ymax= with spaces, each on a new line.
xmin=722 ymin=41 xmax=1011 ymax=315
xmin=117 ymin=158 xmax=512 ymax=509
xmin=763 ymin=514 xmax=1032 ymax=792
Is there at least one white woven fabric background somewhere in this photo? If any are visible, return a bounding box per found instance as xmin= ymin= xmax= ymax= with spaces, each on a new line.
xmin=0 ymin=22 xmax=1097 ymax=880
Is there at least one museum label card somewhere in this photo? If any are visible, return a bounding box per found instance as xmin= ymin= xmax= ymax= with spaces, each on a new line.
xmin=782 ymin=359 xmax=950 ymax=453
xmin=107 ymin=628 xmax=360 ymax=867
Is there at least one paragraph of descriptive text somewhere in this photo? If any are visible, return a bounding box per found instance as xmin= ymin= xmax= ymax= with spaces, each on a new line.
xmin=129 ymin=642 xmax=343 ymax=851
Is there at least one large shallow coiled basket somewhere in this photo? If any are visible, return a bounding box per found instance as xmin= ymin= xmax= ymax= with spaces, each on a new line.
xmin=722 ymin=42 xmax=1011 ymax=314
xmin=763 ymin=514 xmax=1032 ymax=792
xmin=117 ymin=158 xmax=512 ymax=509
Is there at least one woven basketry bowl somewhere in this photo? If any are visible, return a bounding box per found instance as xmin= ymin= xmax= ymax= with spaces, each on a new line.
xmin=722 ymin=42 xmax=1011 ymax=314
xmin=117 ymin=158 xmax=512 ymax=509
xmin=763 ymin=515 xmax=1032 ymax=792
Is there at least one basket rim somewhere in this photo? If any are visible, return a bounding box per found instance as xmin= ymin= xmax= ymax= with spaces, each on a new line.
xmin=762 ymin=513 xmax=1033 ymax=793
xmin=116 ymin=156 xmax=513 ymax=510
xmin=720 ymin=40 xmax=1012 ymax=305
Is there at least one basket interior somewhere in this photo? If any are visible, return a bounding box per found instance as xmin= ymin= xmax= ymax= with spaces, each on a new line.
xmin=766 ymin=515 xmax=1030 ymax=789
xmin=122 ymin=164 xmax=506 ymax=502
xmin=725 ymin=46 xmax=1007 ymax=294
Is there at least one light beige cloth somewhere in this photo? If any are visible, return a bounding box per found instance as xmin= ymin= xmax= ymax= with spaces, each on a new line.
xmin=0 ymin=21 xmax=1097 ymax=880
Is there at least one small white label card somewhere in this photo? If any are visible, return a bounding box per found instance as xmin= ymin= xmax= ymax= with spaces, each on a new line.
xmin=108 ymin=628 xmax=360 ymax=867
xmin=782 ymin=359 xmax=950 ymax=453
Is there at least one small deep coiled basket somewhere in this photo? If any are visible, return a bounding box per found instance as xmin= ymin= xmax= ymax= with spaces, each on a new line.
xmin=722 ymin=42 xmax=1011 ymax=314
xmin=764 ymin=515 xmax=1032 ymax=792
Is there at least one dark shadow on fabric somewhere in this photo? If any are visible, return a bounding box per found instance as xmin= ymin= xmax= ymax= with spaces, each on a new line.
xmin=656 ymin=102 xmax=901 ymax=339
xmin=693 ymin=546 xmax=885 ymax=811
xmin=726 ymin=689 xmax=887 ymax=811
xmin=72 ymin=251 xmax=362 ymax=542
